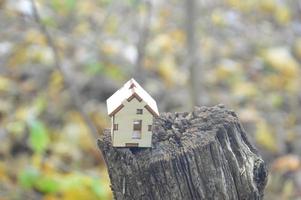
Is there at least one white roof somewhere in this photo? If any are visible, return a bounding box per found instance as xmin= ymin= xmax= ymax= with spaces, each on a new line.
xmin=106 ymin=78 xmax=159 ymax=116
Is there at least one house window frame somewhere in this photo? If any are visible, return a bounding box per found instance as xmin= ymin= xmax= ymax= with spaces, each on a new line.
xmin=113 ymin=124 xmax=118 ymax=130
xmin=136 ymin=109 xmax=143 ymax=115
xmin=148 ymin=125 xmax=152 ymax=131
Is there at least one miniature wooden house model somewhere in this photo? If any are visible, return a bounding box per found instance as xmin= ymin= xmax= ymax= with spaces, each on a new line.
xmin=106 ymin=78 xmax=159 ymax=147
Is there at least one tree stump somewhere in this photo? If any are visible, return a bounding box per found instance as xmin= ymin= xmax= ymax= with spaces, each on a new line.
xmin=98 ymin=105 xmax=268 ymax=200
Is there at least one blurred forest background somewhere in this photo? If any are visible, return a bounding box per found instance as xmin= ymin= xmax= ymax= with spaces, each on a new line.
xmin=1 ymin=0 xmax=301 ymax=199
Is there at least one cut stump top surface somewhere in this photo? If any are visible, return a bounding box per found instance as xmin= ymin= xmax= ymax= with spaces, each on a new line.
xmin=99 ymin=104 xmax=258 ymax=160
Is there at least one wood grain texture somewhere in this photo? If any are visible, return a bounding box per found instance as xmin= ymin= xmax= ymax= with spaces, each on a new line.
xmin=98 ymin=105 xmax=268 ymax=200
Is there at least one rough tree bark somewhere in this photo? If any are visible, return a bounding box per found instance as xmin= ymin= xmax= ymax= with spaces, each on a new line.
xmin=98 ymin=105 xmax=268 ymax=200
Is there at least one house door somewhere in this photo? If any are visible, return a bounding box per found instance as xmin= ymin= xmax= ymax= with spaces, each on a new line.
xmin=132 ymin=120 xmax=142 ymax=139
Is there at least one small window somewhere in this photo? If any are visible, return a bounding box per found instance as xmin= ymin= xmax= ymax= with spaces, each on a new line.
xmin=133 ymin=120 xmax=142 ymax=130
xmin=136 ymin=109 xmax=143 ymax=114
xmin=113 ymin=124 xmax=118 ymax=130
xmin=148 ymin=125 xmax=152 ymax=131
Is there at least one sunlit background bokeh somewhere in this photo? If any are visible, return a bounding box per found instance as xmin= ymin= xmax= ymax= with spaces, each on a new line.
xmin=0 ymin=0 xmax=301 ymax=199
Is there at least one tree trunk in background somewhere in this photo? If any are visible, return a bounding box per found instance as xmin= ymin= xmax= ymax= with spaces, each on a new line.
xmin=134 ymin=1 xmax=152 ymax=82
xmin=185 ymin=0 xmax=202 ymax=108
xmin=98 ymin=105 xmax=268 ymax=200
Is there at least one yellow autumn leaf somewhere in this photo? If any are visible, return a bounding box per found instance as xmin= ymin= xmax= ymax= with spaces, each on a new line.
xmin=64 ymin=111 xmax=94 ymax=150
xmin=157 ymin=56 xmax=185 ymax=87
xmin=156 ymin=9 xmax=171 ymax=28
xmin=6 ymin=120 xmax=26 ymax=136
xmin=211 ymin=9 xmax=225 ymax=26
xmin=15 ymin=106 xmax=30 ymax=121
xmin=262 ymin=74 xmax=283 ymax=90
xmin=27 ymin=45 xmax=52 ymax=63
xmin=158 ymin=56 xmax=175 ymax=86
xmin=32 ymin=154 xmax=43 ymax=168
xmin=58 ymin=173 xmax=106 ymax=200
xmin=43 ymin=195 xmax=58 ymax=200
xmin=232 ymin=82 xmax=257 ymax=98
xmin=215 ymin=59 xmax=242 ymax=81
xmin=263 ymin=47 xmax=299 ymax=77
xmin=259 ymin=0 xmax=277 ymax=13
xmin=275 ymin=6 xmax=291 ymax=25
xmin=284 ymin=78 xmax=299 ymax=93
xmin=77 ymin=1 xmax=96 ymax=15
xmin=282 ymin=180 xmax=294 ymax=199
xmin=7 ymin=46 xmax=28 ymax=67
xmin=272 ymin=155 xmax=301 ymax=172
xmin=49 ymin=71 xmax=64 ymax=96
xmin=226 ymin=0 xmax=242 ymax=9
xmin=74 ymin=22 xmax=90 ymax=35
xmin=104 ymin=16 xmax=118 ymax=33
xmin=255 ymin=121 xmax=278 ymax=152
xmin=0 ymin=76 xmax=12 ymax=92
xmin=226 ymin=0 xmax=259 ymax=11
xmin=0 ymin=161 xmax=9 ymax=183
xmin=101 ymin=42 xmax=118 ymax=55
xmin=25 ymin=29 xmax=46 ymax=46
xmin=150 ymin=33 xmax=174 ymax=54
xmin=170 ymin=30 xmax=185 ymax=45
xmin=90 ymin=112 xmax=109 ymax=132
xmin=62 ymin=187 xmax=99 ymax=200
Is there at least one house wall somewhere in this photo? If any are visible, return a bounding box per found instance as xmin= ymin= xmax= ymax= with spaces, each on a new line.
xmin=112 ymin=97 xmax=153 ymax=147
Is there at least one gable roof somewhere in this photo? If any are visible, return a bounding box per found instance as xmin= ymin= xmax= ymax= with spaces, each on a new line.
xmin=106 ymin=78 xmax=159 ymax=117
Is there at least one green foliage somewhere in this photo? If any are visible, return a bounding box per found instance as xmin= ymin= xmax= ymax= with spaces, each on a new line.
xmin=19 ymin=168 xmax=109 ymax=198
xmin=91 ymin=177 xmax=108 ymax=198
xmin=85 ymin=62 xmax=125 ymax=80
xmin=51 ymin=0 xmax=77 ymax=13
xmin=85 ymin=61 xmax=105 ymax=75
xmin=105 ymin=66 xmax=125 ymax=80
xmin=28 ymin=119 xmax=49 ymax=154
xmin=35 ymin=175 xmax=60 ymax=193
xmin=127 ymin=0 xmax=140 ymax=7
xmin=41 ymin=16 xmax=57 ymax=28
xmin=19 ymin=167 xmax=40 ymax=188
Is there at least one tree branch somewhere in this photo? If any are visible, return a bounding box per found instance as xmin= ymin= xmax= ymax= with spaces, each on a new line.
xmin=30 ymin=0 xmax=99 ymax=141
